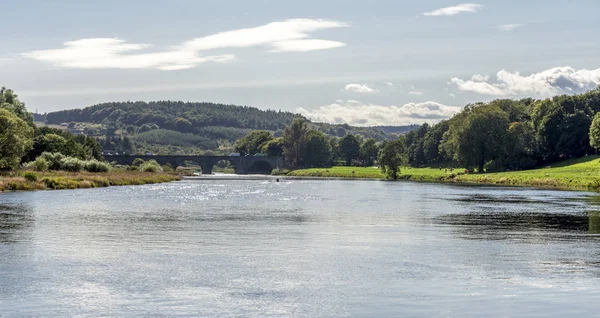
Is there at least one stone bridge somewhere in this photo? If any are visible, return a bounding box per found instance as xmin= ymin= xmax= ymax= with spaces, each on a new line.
xmin=106 ymin=155 xmax=284 ymax=174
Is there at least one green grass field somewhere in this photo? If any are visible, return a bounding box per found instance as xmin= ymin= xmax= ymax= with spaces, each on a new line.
xmin=286 ymin=155 xmax=600 ymax=190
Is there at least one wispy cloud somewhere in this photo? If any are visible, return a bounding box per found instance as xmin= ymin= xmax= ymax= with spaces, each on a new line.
xmin=22 ymin=19 xmax=348 ymax=71
xmin=450 ymin=66 xmax=600 ymax=96
xmin=343 ymin=84 xmax=378 ymax=94
xmin=423 ymin=3 xmax=483 ymax=16
xmin=497 ymin=23 xmax=525 ymax=31
xmin=409 ymin=91 xmax=423 ymax=96
xmin=298 ymin=100 xmax=460 ymax=126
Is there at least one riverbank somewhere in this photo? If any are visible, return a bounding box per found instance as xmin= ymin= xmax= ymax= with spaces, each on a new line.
xmin=0 ymin=170 xmax=182 ymax=191
xmin=286 ymin=156 xmax=600 ymax=191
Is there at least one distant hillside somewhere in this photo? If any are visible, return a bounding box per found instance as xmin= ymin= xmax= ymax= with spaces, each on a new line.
xmin=371 ymin=125 xmax=419 ymax=135
xmin=41 ymin=101 xmax=395 ymax=155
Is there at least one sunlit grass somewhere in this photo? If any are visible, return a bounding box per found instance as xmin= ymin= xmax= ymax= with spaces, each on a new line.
xmin=287 ymin=155 xmax=600 ymax=190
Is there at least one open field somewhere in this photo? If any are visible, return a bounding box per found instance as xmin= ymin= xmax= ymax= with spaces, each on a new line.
xmin=0 ymin=170 xmax=182 ymax=191
xmin=287 ymin=156 xmax=600 ymax=190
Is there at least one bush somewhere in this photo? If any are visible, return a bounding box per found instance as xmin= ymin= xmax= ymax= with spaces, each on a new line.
xmin=26 ymin=157 xmax=49 ymax=171
xmin=84 ymin=160 xmax=111 ymax=173
xmin=59 ymin=157 xmax=84 ymax=172
xmin=132 ymin=158 xmax=145 ymax=167
xmin=139 ymin=159 xmax=163 ymax=173
xmin=40 ymin=152 xmax=65 ymax=170
xmin=24 ymin=171 xmax=38 ymax=182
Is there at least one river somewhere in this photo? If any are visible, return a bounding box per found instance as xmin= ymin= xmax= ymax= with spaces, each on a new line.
xmin=1 ymin=178 xmax=600 ymax=317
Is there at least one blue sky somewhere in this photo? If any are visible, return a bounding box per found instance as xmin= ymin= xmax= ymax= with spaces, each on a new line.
xmin=1 ymin=0 xmax=599 ymax=126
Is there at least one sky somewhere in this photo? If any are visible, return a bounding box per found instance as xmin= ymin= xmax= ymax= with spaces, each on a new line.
xmin=1 ymin=0 xmax=600 ymax=126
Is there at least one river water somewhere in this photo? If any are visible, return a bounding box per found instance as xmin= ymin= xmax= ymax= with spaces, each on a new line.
xmin=1 ymin=178 xmax=600 ymax=317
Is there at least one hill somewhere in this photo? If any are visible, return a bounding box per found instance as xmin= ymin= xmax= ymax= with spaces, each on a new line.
xmin=39 ymin=101 xmax=408 ymax=155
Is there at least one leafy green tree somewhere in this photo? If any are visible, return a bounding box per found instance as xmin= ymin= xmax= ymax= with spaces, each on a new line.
xmin=360 ymin=138 xmax=379 ymax=166
xmin=456 ymin=106 xmax=509 ymax=172
xmin=302 ymin=130 xmax=332 ymax=167
xmin=283 ymin=118 xmax=309 ymax=168
xmin=503 ymin=122 xmax=537 ymax=170
xmin=234 ymin=130 xmax=273 ymax=156
xmin=0 ymin=87 xmax=34 ymax=126
xmin=260 ymin=137 xmax=284 ymax=156
xmin=378 ymin=137 xmax=407 ymax=179
xmin=329 ymin=137 xmax=340 ymax=164
xmin=339 ymin=134 xmax=361 ymax=166
xmin=0 ymin=109 xmax=34 ymax=170
xmin=422 ymin=120 xmax=449 ymax=164
xmin=406 ymin=123 xmax=429 ymax=165
xmin=589 ymin=112 xmax=600 ymax=151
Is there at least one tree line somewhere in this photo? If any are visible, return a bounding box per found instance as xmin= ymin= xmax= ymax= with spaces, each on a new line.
xmin=404 ymin=88 xmax=600 ymax=172
xmin=234 ymin=118 xmax=384 ymax=169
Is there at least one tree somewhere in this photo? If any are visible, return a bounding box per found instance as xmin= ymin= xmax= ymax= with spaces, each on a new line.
xmin=234 ymin=130 xmax=273 ymax=156
xmin=261 ymin=137 xmax=284 ymax=156
xmin=590 ymin=112 xmax=600 ymax=152
xmin=0 ymin=87 xmax=34 ymax=126
xmin=360 ymin=138 xmax=379 ymax=166
xmin=282 ymin=118 xmax=309 ymax=168
xmin=422 ymin=120 xmax=449 ymax=164
xmin=0 ymin=109 xmax=34 ymax=170
xmin=339 ymin=134 xmax=361 ymax=166
xmin=456 ymin=106 xmax=510 ymax=172
xmin=302 ymin=130 xmax=332 ymax=167
xmin=378 ymin=137 xmax=407 ymax=180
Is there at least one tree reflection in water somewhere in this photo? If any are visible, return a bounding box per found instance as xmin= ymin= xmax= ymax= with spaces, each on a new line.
xmin=0 ymin=203 xmax=34 ymax=243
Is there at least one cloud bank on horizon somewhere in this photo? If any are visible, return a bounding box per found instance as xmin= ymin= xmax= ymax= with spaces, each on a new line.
xmin=22 ymin=19 xmax=348 ymax=70
xmin=450 ymin=66 xmax=600 ymax=97
xmin=298 ymin=100 xmax=461 ymax=126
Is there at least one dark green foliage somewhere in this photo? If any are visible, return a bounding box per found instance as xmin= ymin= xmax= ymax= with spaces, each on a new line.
xmin=339 ymin=134 xmax=361 ymax=166
xmin=404 ymin=87 xmax=600 ymax=172
xmin=24 ymin=171 xmax=38 ymax=182
xmin=302 ymin=131 xmax=332 ymax=167
xmin=283 ymin=118 xmax=310 ymax=168
xmin=25 ymin=126 xmax=103 ymax=162
xmin=0 ymin=109 xmax=34 ymax=170
xmin=378 ymin=137 xmax=407 ymax=179
xmin=0 ymin=87 xmax=34 ymax=127
xmin=134 ymin=129 xmax=217 ymax=149
xmin=261 ymin=138 xmax=284 ymax=156
xmin=590 ymin=112 xmax=600 ymax=151
xmin=359 ymin=138 xmax=379 ymax=166
xmin=234 ymin=131 xmax=273 ymax=156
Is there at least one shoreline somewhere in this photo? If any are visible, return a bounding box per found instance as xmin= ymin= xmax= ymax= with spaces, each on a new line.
xmin=285 ymin=163 xmax=600 ymax=192
xmin=0 ymin=171 xmax=182 ymax=192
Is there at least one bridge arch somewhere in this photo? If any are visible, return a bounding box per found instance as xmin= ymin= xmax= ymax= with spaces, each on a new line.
xmin=246 ymin=160 xmax=275 ymax=174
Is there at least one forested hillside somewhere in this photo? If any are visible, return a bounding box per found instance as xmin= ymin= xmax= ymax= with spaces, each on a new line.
xmin=41 ymin=101 xmax=403 ymax=154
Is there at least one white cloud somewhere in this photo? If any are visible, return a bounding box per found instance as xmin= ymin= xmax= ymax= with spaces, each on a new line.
xmin=385 ymin=81 xmax=394 ymax=87
xmin=450 ymin=66 xmax=600 ymax=96
xmin=343 ymin=84 xmax=378 ymax=94
xmin=409 ymin=91 xmax=423 ymax=96
xmin=449 ymin=93 xmax=456 ymax=98
xmin=297 ymin=100 xmax=460 ymax=126
xmin=470 ymin=74 xmax=489 ymax=81
xmin=497 ymin=23 xmax=525 ymax=31
xmin=22 ymin=19 xmax=348 ymax=70
xmin=423 ymin=3 xmax=483 ymax=16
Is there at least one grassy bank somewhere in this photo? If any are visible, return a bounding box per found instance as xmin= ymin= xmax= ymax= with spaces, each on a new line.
xmin=0 ymin=170 xmax=182 ymax=191
xmin=286 ymin=156 xmax=600 ymax=190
